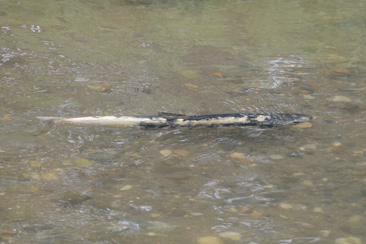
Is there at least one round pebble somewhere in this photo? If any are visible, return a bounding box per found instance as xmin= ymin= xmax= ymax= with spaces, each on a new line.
xmin=229 ymin=207 xmax=238 ymax=213
xmin=230 ymin=152 xmax=245 ymax=159
xmin=332 ymin=142 xmax=342 ymax=147
xmin=279 ymin=203 xmax=292 ymax=209
xmin=184 ymin=83 xmax=199 ymax=89
xmin=313 ymin=207 xmax=324 ymax=213
xmin=331 ymin=96 xmax=352 ymax=102
xmin=340 ymin=214 xmax=366 ymax=235
xmin=159 ymin=149 xmax=172 ymax=156
xmin=319 ymin=230 xmax=331 ymax=237
xmin=299 ymin=144 xmax=317 ymax=151
xmin=197 ymin=236 xmax=224 ymax=244
xmin=120 ymin=185 xmax=132 ymax=191
xmin=335 ymin=237 xmax=361 ymax=244
xmin=302 ymin=180 xmax=314 ymax=187
xmin=89 ymin=84 xmax=111 ymax=92
xmin=304 ymin=95 xmax=315 ymax=100
xmin=300 ymin=222 xmax=316 ymax=229
xmin=270 ymin=154 xmax=284 ymax=160
xmin=181 ymin=70 xmax=199 ymax=79
xmin=74 ymin=76 xmax=89 ymax=82
xmin=219 ymin=231 xmax=241 ymax=241
xmin=147 ymin=221 xmax=176 ymax=233
xmin=348 ymin=215 xmax=361 ymax=224
xmin=251 ymin=211 xmax=263 ymax=217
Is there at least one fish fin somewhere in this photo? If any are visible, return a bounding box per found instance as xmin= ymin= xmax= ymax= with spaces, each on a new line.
xmin=158 ymin=112 xmax=187 ymax=120
xmin=158 ymin=112 xmax=186 ymax=117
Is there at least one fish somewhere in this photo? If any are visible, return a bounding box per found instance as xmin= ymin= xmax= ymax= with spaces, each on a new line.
xmin=37 ymin=112 xmax=312 ymax=128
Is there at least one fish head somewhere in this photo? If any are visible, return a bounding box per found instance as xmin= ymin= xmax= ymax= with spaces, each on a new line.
xmin=278 ymin=113 xmax=313 ymax=126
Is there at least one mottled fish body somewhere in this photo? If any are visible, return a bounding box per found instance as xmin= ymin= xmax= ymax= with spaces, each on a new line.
xmin=37 ymin=113 xmax=312 ymax=128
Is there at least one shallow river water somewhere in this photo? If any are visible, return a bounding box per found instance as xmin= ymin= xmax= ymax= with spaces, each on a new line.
xmin=1 ymin=0 xmax=366 ymax=243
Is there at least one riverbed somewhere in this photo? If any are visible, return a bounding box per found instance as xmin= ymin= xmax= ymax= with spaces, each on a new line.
xmin=1 ymin=1 xmax=366 ymax=243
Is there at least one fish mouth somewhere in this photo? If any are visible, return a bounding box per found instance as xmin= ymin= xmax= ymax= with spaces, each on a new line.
xmin=268 ymin=113 xmax=312 ymax=126
xmin=287 ymin=114 xmax=313 ymax=124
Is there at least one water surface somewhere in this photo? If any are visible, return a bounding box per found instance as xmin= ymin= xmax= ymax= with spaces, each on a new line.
xmin=1 ymin=0 xmax=366 ymax=243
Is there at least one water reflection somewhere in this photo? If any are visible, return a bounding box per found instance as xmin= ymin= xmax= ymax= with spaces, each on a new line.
xmin=264 ymin=55 xmax=308 ymax=89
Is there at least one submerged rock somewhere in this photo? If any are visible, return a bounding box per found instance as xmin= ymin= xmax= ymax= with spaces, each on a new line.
xmin=230 ymin=152 xmax=245 ymax=159
xmin=108 ymin=220 xmax=140 ymax=234
xmin=331 ymin=96 xmax=352 ymax=102
xmin=197 ymin=236 xmax=224 ymax=244
xmin=74 ymin=76 xmax=89 ymax=82
xmin=279 ymin=203 xmax=292 ymax=209
xmin=219 ymin=231 xmax=241 ymax=241
xmin=270 ymin=154 xmax=284 ymax=160
xmin=335 ymin=237 xmax=361 ymax=244
xmin=88 ymin=84 xmax=112 ymax=92
xmin=319 ymin=230 xmax=331 ymax=237
xmin=120 ymin=185 xmax=132 ymax=191
xmin=146 ymin=221 xmax=176 ymax=233
xmin=181 ymin=70 xmax=199 ymax=79
xmin=159 ymin=149 xmax=172 ymax=156
xmin=340 ymin=215 xmax=366 ymax=236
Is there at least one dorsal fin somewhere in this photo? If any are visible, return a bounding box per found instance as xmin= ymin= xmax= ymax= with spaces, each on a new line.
xmin=158 ymin=112 xmax=187 ymax=120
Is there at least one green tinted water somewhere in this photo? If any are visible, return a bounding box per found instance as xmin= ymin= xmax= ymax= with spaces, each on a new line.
xmin=1 ymin=0 xmax=366 ymax=243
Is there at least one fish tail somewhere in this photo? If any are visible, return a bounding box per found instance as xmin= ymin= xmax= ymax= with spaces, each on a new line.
xmin=36 ymin=116 xmax=65 ymax=123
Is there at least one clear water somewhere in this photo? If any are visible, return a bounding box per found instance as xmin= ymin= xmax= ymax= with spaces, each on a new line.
xmin=1 ymin=0 xmax=366 ymax=243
